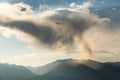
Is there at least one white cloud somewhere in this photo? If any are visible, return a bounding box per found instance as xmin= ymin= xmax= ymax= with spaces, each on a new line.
xmin=70 ymin=1 xmax=92 ymax=10
xmin=0 ymin=2 xmax=119 ymax=65
xmin=70 ymin=2 xmax=76 ymax=8
xmin=79 ymin=1 xmax=92 ymax=9
xmin=39 ymin=4 xmax=52 ymax=10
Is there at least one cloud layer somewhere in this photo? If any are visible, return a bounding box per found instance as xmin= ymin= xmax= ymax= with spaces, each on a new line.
xmin=0 ymin=2 xmax=110 ymax=58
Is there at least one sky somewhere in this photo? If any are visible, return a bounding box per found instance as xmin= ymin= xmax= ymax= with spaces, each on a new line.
xmin=0 ymin=0 xmax=120 ymax=67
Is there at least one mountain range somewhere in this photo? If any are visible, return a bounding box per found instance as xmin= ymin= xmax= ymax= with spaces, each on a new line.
xmin=0 ymin=63 xmax=35 ymax=80
xmin=0 ymin=59 xmax=120 ymax=80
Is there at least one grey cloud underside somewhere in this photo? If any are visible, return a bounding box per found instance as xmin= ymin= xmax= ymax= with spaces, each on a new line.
xmin=48 ymin=9 xmax=97 ymax=34
xmin=0 ymin=9 xmax=99 ymax=47
xmin=0 ymin=8 xmax=110 ymax=58
xmin=1 ymin=21 xmax=55 ymax=45
xmin=0 ymin=20 xmax=75 ymax=46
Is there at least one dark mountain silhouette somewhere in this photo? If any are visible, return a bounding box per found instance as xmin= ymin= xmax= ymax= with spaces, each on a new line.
xmin=0 ymin=59 xmax=120 ymax=80
xmin=28 ymin=59 xmax=120 ymax=80
xmin=78 ymin=60 xmax=120 ymax=80
xmin=107 ymin=62 xmax=120 ymax=67
xmin=0 ymin=63 xmax=36 ymax=80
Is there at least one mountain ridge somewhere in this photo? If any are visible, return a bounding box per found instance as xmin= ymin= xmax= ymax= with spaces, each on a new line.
xmin=28 ymin=59 xmax=120 ymax=80
xmin=0 ymin=59 xmax=120 ymax=80
xmin=0 ymin=63 xmax=36 ymax=80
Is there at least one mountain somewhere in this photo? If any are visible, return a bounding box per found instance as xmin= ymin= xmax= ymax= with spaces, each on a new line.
xmin=0 ymin=59 xmax=119 ymax=80
xmin=78 ymin=60 xmax=120 ymax=80
xmin=0 ymin=63 xmax=36 ymax=80
xmin=28 ymin=59 xmax=120 ymax=80
xmin=107 ymin=62 xmax=120 ymax=67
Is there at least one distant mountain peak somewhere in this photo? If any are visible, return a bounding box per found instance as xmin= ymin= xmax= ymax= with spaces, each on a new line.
xmin=28 ymin=59 xmax=120 ymax=80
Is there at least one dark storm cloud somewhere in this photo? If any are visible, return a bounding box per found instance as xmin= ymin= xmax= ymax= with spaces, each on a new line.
xmin=0 ymin=3 xmax=110 ymax=58
xmin=48 ymin=9 xmax=97 ymax=34
xmin=0 ymin=21 xmax=55 ymax=45
xmin=0 ymin=8 xmax=108 ymax=46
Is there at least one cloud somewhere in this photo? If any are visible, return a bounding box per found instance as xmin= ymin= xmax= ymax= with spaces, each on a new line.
xmin=70 ymin=1 xmax=92 ymax=9
xmin=15 ymin=2 xmax=34 ymax=13
xmin=94 ymin=50 xmax=115 ymax=54
xmin=39 ymin=4 xmax=52 ymax=10
xmin=92 ymin=50 xmax=120 ymax=62
xmin=84 ymin=25 xmax=120 ymax=54
xmin=79 ymin=1 xmax=92 ymax=9
xmin=0 ymin=2 xmax=110 ymax=59
xmin=70 ymin=2 xmax=76 ymax=8
xmin=2 ymin=49 xmax=70 ymax=66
